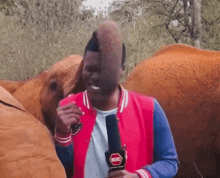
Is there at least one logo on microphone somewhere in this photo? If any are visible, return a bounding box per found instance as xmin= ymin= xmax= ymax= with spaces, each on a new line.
xmin=109 ymin=153 xmax=123 ymax=166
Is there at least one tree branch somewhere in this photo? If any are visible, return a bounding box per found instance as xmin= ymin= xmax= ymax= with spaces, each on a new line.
xmin=183 ymin=0 xmax=191 ymax=31
xmin=210 ymin=16 xmax=220 ymax=25
xmin=165 ymin=0 xmax=179 ymax=29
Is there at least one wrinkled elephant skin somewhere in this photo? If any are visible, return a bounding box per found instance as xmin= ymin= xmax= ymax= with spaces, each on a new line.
xmin=0 ymin=86 xmax=66 ymax=178
xmin=124 ymin=44 xmax=220 ymax=178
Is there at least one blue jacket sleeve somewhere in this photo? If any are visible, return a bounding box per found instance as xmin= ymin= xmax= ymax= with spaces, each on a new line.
xmin=143 ymin=99 xmax=179 ymax=178
xmin=55 ymin=143 xmax=74 ymax=178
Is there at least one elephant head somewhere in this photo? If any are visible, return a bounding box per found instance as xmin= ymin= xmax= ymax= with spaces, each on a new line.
xmin=39 ymin=55 xmax=85 ymax=134
xmin=12 ymin=55 xmax=85 ymax=134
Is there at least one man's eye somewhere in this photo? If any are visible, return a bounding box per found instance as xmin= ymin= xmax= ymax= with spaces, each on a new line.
xmin=87 ymin=67 xmax=94 ymax=72
xmin=87 ymin=67 xmax=100 ymax=72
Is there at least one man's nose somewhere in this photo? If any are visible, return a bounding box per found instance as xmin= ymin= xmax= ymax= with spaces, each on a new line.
xmin=91 ymin=72 xmax=101 ymax=82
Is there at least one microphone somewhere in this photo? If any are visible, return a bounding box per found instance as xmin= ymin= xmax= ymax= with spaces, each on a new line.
xmin=105 ymin=114 xmax=126 ymax=173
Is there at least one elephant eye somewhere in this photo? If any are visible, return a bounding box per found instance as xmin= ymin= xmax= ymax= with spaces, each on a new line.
xmin=49 ymin=79 xmax=58 ymax=91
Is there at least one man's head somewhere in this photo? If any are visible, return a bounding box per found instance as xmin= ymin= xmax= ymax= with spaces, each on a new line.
xmin=82 ymin=21 xmax=125 ymax=103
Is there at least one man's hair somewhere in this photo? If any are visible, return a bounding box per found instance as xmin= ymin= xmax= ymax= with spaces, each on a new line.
xmin=84 ymin=31 xmax=126 ymax=70
xmin=84 ymin=31 xmax=99 ymax=53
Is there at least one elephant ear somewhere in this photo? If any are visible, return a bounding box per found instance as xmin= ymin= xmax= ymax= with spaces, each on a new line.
xmin=63 ymin=59 xmax=85 ymax=97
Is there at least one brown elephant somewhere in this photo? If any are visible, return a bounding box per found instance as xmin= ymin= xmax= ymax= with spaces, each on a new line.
xmin=0 ymin=79 xmax=26 ymax=94
xmin=39 ymin=55 xmax=85 ymax=134
xmin=12 ymin=55 xmax=84 ymax=131
xmin=124 ymin=44 xmax=220 ymax=177
xmin=0 ymin=86 xmax=66 ymax=178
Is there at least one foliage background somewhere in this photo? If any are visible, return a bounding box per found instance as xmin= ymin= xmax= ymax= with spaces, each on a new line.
xmin=0 ymin=0 xmax=219 ymax=81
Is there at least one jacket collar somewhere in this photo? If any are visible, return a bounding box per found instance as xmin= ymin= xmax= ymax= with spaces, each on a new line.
xmin=82 ymin=85 xmax=128 ymax=113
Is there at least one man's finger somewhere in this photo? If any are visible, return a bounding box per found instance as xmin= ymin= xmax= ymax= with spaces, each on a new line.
xmin=108 ymin=170 xmax=126 ymax=177
xmin=57 ymin=102 xmax=81 ymax=111
xmin=62 ymin=108 xmax=83 ymax=115
xmin=57 ymin=105 xmax=83 ymax=115
xmin=65 ymin=113 xmax=82 ymax=120
xmin=65 ymin=117 xmax=80 ymax=126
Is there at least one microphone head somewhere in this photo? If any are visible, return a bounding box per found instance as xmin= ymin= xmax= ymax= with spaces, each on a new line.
xmin=106 ymin=114 xmax=122 ymax=152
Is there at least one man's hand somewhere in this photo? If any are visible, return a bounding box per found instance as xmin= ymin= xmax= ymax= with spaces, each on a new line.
xmin=107 ymin=170 xmax=139 ymax=178
xmin=55 ymin=102 xmax=83 ymax=135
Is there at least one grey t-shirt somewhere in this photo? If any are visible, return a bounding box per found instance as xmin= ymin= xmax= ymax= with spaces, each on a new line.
xmin=85 ymin=108 xmax=117 ymax=178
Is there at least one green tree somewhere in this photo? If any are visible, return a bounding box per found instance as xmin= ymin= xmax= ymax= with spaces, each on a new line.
xmin=0 ymin=0 xmax=15 ymax=15
xmin=109 ymin=0 xmax=219 ymax=50
xmin=0 ymin=0 xmax=103 ymax=80
xmin=201 ymin=0 xmax=220 ymax=50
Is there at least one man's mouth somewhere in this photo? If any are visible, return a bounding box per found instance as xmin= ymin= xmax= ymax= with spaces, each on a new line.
xmin=91 ymin=85 xmax=100 ymax=90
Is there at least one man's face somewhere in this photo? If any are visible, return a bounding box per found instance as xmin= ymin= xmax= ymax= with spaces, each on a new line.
xmin=82 ymin=51 xmax=121 ymax=102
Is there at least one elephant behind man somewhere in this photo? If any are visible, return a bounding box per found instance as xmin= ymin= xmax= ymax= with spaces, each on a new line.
xmin=124 ymin=44 xmax=220 ymax=178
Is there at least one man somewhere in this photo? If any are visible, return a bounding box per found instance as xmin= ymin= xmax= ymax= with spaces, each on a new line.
xmin=55 ymin=21 xmax=179 ymax=178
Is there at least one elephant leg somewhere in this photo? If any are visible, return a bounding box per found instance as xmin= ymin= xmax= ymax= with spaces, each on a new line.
xmin=216 ymin=153 xmax=220 ymax=177
xmin=176 ymin=161 xmax=203 ymax=178
xmin=193 ymin=150 xmax=219 ymax=178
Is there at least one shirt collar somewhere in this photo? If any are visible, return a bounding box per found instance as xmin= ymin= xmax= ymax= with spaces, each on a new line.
xmin=82 ymin=85 xmax=128 ymax=113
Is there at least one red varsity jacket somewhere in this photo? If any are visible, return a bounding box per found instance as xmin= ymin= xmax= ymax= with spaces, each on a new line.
xmin=60 ymin=87 xmax=154 ymax=178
